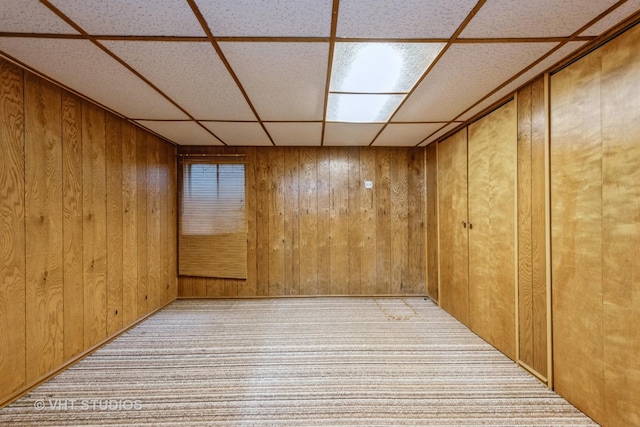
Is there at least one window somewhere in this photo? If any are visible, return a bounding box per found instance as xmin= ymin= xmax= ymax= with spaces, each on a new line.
xmin=178 ymin=156 xmax=247 ymax=278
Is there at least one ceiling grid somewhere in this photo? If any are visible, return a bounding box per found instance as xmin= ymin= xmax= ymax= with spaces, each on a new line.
xmin=0 ymin=0 xmax=638 ymax=146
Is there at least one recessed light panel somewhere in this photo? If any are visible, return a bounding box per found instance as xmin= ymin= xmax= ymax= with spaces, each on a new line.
xmin=330 ymin=43 xmax=445 ymax=93
xmin=327 ymin=93 xmax=403 ymax=122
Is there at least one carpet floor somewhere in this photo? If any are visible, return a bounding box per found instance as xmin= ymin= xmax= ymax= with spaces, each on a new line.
xmin=0 ymin=297 xmax=597 ymax=426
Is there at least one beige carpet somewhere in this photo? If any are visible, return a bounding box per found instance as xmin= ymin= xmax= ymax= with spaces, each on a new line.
xmin=0 ymin=297 xmax=597 ymax=426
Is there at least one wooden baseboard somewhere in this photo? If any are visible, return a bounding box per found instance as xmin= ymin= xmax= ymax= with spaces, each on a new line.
xmin=176 ymin=294 xmax=430 ymax=299
xmin=0 ymin=299 xmax=175 ymax=410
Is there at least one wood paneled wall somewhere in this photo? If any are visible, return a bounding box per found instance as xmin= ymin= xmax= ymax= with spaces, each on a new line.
xmin=551 ymin=23 xmax=640 ymax=426
xmin=0 ymin=58 xmax=177 ymax=407
xmin=425 ymin=143 xmax=438 ymax=301
xmin=516 ymin=77 xmax=548 ymax=380
xmin=177 ymin=146 xmax=427 ymax=297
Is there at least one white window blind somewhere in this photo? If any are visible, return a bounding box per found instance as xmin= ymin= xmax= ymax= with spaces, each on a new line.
xmin=179 ymin=157 xmax=247 ymax=278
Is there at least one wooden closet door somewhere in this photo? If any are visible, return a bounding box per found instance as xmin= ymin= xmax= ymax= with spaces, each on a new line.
xmin=550 ymin=50 xmax=605 ymax=425
xmin=438 ymin=129 xmax=469 ymax=326
xmin=600 ymin=24 xmax=640 ymax=427
xmin=467 ymin=100 xmax=517 ymax=360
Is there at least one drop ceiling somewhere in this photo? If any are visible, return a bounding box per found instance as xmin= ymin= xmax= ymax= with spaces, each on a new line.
xmin=1 ymin=0 xmax=639 ymax=147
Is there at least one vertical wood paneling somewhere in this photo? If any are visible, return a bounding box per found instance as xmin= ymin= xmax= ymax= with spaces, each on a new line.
xmin=255 ymin=148 xmax=270 ymax=296
xmin=167 ymin=144 xmax=177 ymax=300
xmin=375 ymin=148 xmax=391 ymax=294
xmin=425 ymin=143 xmax=438 ymax=300
xmin=299 ymin=147 xmax=318 ymax=295
xmin=390 ymin=149 xmax=409 ymax=294
xmin=206 ymin=277 xmax=224 ymax=297
xmin=530 ymin=76 xmax=547 ymax=377
xmin=176 ymin=146 xmax=426 ymax=298
xmin=61 ymin=92 xmax=83 ymax=360
xmin=284 ymin=148 xmax=300 ymax=295
xmin=438 ymin=130 xmax=469 ymax=325
xmin=105 ymin=113 xmax=123 ymax=336
xmin=517 ymin=83 xmax=534 ymax=368
xmin=316 ymin=149 xmax=331 ymax=295
xmin=240 ymin=147 xmax=257 ymax=296
xmin=81 ymin=101 xmax=107 ymax=349
xmin=136 ymin=129 xmax=148 ymax=315
xmin=158 ymin=140 xmax=169 ymax=304
xmin=268 ymin=148 xmax=285 ymax=296
xmin=359 ymin=149 xmax=377 ymax=295
xmin=601 ymin=25 xmax=640 ymax=427
xmin=518 ymin=77 xmax=548 ymax=378
xmin=25 ymin=74 xmax=64 ymax=382
xmin=347 ymin=147 xmax=361 ymax=295
xmin=329 ymin=147 xmax=349 ymax=295
xmin=407 ymin=148 xmax=425 ymax=295
xmin=146 ymin=136 xmax=161 ymax=311
xmin=551 ymin=50 xmax=604 ymax=425
xmin=121 ymin=122 xmax=137 ymax=326
xmin=0 ymin=60 xmax=25 ymax=396
xmin=0 ymin=58 xmax=178 ymax=407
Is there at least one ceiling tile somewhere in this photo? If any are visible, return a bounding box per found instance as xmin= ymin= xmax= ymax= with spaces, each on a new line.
xmin=202 ymin=122 xmax=272 ymax=146
xmin=103 ymin=41 xmax=255 ymax=121
xmin=0 ymin=0 xmax=78 ymax=34
xmin=458 ymin=41 xmax=587 ymax=122
xmin=136 ymin=121 xmax=223 ymax=145
xmin=580 ymin=0 xmax=640 ymax=36
xmin=48 ymin=0 xmax=205 ymax=36
xmin=195 ymin=0 xmax=332 ymax=37
xmin=337 ymin=0 xmax=477 ymax=38
xmin=219 ymin=42 xmax=328 ymax=121
xmin=420 ymin=123 xmax=463 ymax=146
xmin=0 ymin=38 xmax=188 ymax=119
xmin=264 ymin=123 xmax=322 ymax=146
xmin=461 ymin=0 xmax=619 ymax=38
xmin=393 ymin=42 xmax=556 ymax=122
xmin=373 ymin=123 xmax=447 ymax=146
xmin=323 ymin=123 xmax=384 ymax=146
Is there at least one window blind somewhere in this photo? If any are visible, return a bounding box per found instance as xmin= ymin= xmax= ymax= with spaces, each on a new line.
xmin=178 ymin=157 xmax=247 ymax=278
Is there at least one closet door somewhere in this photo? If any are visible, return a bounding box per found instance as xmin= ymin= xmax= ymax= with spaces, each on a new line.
xmin=438 ymin=129 xmax=469 ymax=326
xmin=468 ymin=100 xmax=517 ymax=359
xmin=551 ymin=49 xmax=605 ymax=424
xmin=551 ymin=23 xmax=640 ymax=426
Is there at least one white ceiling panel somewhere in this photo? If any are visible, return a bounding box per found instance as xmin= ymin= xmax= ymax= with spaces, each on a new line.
xmin=420 ymin=122 xmax=463 ymax=146
xmin=220 ymin=42 xmax=328 ymax=121
xmin=0 ymin=38 xmax=188 ymax=120
xmin=195 ymin=0 xmax=332 ymax=37
xmin=337 ymin=0 xmax=477 ymax=38
xmin=49 ymin=0 xmax=205 ymax=36
xmin=324 ymin=123 xmax=384 ymax=146
xmin=373 ymin=123 xmax=446 ymax=146
xmin=136 ymin=121 xmax=223 ymax=146
xmin=393 ymin=42 xmax=556 ymax=122
xmin=0 ymin=0 xmax=78 ymax=34
xmin=103 ymin=41 xmax=255 ymax=121
xmin=458 ymin=42 xmax=587 ymax=122
xmin=581 ymin=0 xmax=640 ymax=36
xmin=264 ymin=123 xmax=322 ymax=146
xmin=202 ymin=122 xmax=272 ymax=146
xmin=461 ymin=0 xmax=619 ymax=38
